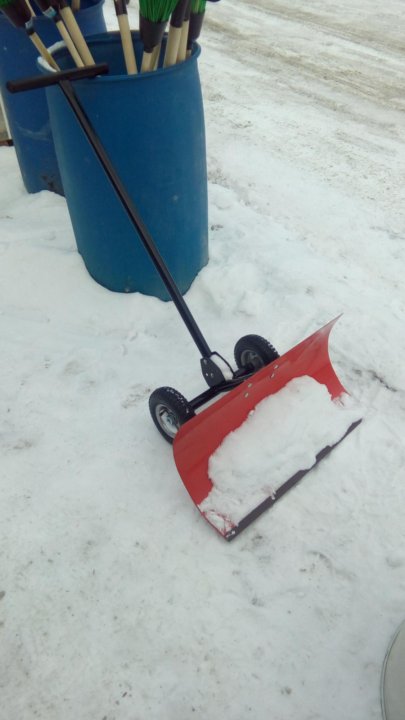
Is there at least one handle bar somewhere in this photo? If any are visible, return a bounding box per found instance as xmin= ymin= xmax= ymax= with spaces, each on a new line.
xmin=6 ymin=63 xmax=109 ymax=93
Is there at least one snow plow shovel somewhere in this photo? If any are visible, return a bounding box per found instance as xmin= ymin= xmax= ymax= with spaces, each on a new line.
xmin=174 ymin=318 xmax=362 ymax=540
xmin=7 ymin=65 xmax=362 ymax=540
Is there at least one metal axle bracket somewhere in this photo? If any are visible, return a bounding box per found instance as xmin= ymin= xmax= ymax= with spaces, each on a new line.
xmin=200 ymin=353 xmax=234 ymax=388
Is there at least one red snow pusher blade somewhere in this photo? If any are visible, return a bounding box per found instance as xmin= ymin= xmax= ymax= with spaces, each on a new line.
xmin=173 ymin=318 xmax=361 ymax=541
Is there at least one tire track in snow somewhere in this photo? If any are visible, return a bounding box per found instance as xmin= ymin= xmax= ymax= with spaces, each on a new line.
xmin=247 ymin=0 xmax=405 ymax=59
xmin=205 ymin=3 xmax=405 ymax=113
xmin=201 ymin=0 xmax=405 ymax=218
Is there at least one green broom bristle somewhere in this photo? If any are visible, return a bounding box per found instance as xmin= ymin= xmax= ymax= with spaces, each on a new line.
xmin=191 ymin=0 xmax=206 ymax=13
xmin=0 ymin=0 xmax=13 ymax=7
xmin=138 ymin=0 xmax=179 ymax=23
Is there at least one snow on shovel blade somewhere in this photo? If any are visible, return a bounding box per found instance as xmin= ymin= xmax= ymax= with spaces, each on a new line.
xmin=173 ymin=317 xmax=362 ymax=541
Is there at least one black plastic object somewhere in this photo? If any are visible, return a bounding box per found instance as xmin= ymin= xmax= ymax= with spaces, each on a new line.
xmin=139 ymin=14 xmax=167 ymax=51
xmin=7 ymin=63 xmax=109 ymax=93
xmin=1 ymin=0 xmax=31 ymax=27
xmin=170 ymin=0 xmax=189 ymax=28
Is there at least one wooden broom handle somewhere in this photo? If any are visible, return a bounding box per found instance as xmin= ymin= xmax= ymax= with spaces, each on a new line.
xmin=177 ymin=19 xmax=190 ymax=63
xmin=30 ymin=32 xmax=60 ymax=70
xmin=55 ymin=19 xmax=84 ymax=67
xmin=117 ymin=13 xmax=137 ymax=74
xmin=164 ymin=25 xmax=182 ymax=67
xmin=59 ymin=6 xmax=95 ymax=65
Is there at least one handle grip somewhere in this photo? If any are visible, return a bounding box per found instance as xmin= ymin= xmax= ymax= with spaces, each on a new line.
xmin=6 ymin=63 xmax=109 ymax=93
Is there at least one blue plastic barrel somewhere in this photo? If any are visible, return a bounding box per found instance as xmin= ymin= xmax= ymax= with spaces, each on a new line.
xmin=42 ymin=32 xmax=209 ymax=299
xmin=0 ymin=0 xmax=106 ymax=194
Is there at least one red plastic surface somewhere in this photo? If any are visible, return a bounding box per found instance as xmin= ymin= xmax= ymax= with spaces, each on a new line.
xmin=173 ymin=317 xmax=348 ymax=535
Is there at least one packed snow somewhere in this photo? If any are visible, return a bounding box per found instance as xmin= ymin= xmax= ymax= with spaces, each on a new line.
xmin=1 ymin=1 xmax=405 ymax=719
xmin=202 ymin=377 xmax=362 ymax=527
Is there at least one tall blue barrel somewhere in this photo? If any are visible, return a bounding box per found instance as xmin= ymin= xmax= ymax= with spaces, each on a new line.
xmin=0 ymin=0 xmax=106 ymax=194
xmin=42 ymin=32 xmax=209 ymax=299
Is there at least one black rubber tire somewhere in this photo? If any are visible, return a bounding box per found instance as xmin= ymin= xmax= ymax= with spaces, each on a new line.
xmin=149 ymin=387 xmax=195 ymax=444
xmin=234 ymin=334 xmax=280 ymax=371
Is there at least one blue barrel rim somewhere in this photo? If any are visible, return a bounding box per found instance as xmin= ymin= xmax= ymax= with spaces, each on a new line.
xmin=43 ymin=30 xmax=202 ymax=84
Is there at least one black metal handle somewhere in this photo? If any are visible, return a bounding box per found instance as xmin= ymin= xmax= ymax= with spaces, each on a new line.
xmin=6 ymin=63 xmax=109 ymax=94
xmin=6 ymin=59 xmax=214 ymax=361
xmin=58 ymin=77 xmax=213 ymax=360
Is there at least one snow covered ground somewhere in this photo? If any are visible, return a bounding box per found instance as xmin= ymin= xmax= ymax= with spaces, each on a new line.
xmin=1 ymin=1 xmax=405 ymax=718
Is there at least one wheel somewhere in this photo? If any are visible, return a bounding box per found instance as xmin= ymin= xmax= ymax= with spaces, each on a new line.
xmin=149 ymin=387 xmax=195 ymax=444
xmin=234 ymin=334 xmax=279 ymax=371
